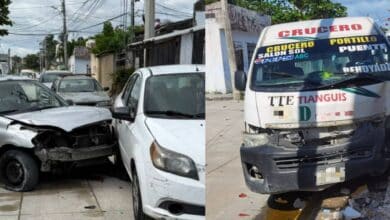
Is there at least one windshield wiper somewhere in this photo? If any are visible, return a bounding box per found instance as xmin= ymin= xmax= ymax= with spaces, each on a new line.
xmin=146 ymin=110 xmax=201 ymax=118
xmin=316 ymin=73 xmax=384 ymax=90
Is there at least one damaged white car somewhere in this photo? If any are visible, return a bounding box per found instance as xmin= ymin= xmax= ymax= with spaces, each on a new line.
xmin=0 ymin=77 xmax=115 ymax=191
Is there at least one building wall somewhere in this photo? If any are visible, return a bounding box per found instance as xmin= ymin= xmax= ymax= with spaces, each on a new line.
xmin=69 ymin=55 xmax=76 ymax=73
xmin=205 ymin=18 xmax=232 ymax=93
xmin=96 ymin=53 xmax=115 ymax=89
xmin=74 ymin=59 xmax=89 ymax=74
xmin=180 ymin=33 xmax=194 ymax=64
xmin=205 ymin=2 xmax=270 ymax=94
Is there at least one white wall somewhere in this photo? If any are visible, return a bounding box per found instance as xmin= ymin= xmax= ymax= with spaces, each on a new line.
xmin=69 ymin=55 xmax=76 ymax=73
xmin=74 ymin=59 xmax=89 ymax=74
xmin=206 ymin=18 xmax=232 ymax=94
xmin=180 ymin=33 xmax=194 ymax=64
xmin=206 ymin=20 xmax=260 ymax=93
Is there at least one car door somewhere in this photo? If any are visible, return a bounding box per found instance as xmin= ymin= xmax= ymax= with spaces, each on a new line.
xmin=116 ymin=73 xmax=142 ymax=172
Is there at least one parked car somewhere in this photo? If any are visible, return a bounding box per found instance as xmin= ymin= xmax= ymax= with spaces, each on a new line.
xmin=0 ymin=76 xmax=115 ymax=191
xmin=52 ymin=75 xmax=111 ymax=107
xmin=112 ymin=65 xmax=205 ymax=220
xmin=20 ymin=69 xmax=38 ymax=79
xmin=39 ymin=70 xmax=72 ymax=88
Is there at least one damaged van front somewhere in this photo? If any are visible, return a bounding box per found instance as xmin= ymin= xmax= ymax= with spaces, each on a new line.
xmin=0 ymin=77 xmax=115 ymax=191
xmin=235 ymin=17 xmax=390 ymax=194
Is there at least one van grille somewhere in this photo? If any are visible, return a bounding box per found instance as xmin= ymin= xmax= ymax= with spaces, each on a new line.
xmin=273 ymin=148 xmax=372 ymax=170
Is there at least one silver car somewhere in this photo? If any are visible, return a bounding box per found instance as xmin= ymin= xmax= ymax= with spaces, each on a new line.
xmin=39 ymin=70 xmax=73 ymax=88
xmin=52 ymin=75 xmax=111 ymax=107
xmin=0 ymin=76 xmax=115 ymax=191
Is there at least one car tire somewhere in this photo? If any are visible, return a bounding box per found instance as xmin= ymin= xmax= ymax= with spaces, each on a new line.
xmin=0 ymin=150 xmax=39 ymax=192
xmin=132 ymin=170 xmax=149 ymax=220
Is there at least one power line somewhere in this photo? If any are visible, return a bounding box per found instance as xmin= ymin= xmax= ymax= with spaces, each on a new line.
xmin=10 ymin=2 xmax=82 ymax=10
xmin=155 ymin=2 xmax=192 ymax=16
xmin=75 ymin=12 xmax=130 ymax=31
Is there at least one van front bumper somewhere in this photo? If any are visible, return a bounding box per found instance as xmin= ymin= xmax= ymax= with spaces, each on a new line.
xmin=240 ymin=121 xmax=389 ymax=194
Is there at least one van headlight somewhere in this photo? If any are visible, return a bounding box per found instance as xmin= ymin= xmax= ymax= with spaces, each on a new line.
xmin=150 ymin=142 xmax=198 ymax=180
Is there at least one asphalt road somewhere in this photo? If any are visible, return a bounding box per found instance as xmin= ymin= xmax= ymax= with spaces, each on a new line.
xmin=206 ymin=99 xmax=268 ymax=220
xmin=0 ymin=161 xmax=134 ymax=220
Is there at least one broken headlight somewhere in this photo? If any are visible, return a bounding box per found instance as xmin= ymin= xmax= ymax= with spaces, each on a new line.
xmin=243 ymin=133 xmax=270 ymax=147
xmin=150 ymin=141 xmax=198 ymax=180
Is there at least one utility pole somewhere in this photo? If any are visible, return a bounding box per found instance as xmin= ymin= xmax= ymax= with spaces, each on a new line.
xmin=61 ymin=0 xmax=68 ymax=69
xmin=130 ymin=0 xmax=135 ymax=27
xmin=221 ymin=0 xmax=240 ymax=100
xmin=144 ymin=0 xmax=155 ymax=67
xmin=7 ymin=48 xmax=10 ymax=74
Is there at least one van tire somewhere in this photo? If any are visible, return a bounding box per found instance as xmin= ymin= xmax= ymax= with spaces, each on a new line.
xmin=0 ymin=150 xmax=39 ymax=192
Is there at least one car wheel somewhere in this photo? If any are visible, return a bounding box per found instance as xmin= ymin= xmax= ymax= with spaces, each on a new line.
xmin=0 ymin=150 xmax=39 ymax=192
xmin=132 ymin=170 xmax=148 ymax=220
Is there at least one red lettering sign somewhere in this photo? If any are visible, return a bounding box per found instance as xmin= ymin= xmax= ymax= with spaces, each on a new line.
xmin=278 ymin=24 xmax=363 ymax=38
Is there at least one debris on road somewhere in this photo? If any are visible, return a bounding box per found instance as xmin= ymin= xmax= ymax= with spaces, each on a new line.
xmin=239 ymin=193 xmax=247 ymax=198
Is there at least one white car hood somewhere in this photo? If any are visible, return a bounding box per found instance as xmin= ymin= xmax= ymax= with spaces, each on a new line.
xmin=145 ymin=118 xmax=205 ymax=165
xmin=59 ymin=92 xmax=110 ymax=104
xmin=6 ymin=106 xmax=112 ymax=132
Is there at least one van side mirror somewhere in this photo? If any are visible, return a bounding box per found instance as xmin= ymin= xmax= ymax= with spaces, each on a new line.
xmin=235 ymin=70 xmax=247 ymax=91
xmin=112 ymin=106 xmax=135 ymax=121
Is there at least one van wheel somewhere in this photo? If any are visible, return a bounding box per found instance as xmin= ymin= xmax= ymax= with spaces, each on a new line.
xmin=132 ymin=170 xmax=148 ymax=220
xmin=0 ymin=150 xmax=39 ymax=192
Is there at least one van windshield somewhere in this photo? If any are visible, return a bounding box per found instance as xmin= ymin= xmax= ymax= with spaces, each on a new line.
xmin=250 ymin=35 xmax=390 ymax=91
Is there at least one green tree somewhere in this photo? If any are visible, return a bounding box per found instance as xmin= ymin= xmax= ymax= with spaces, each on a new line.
xmin=92 ymin=22 xmax=136 ymax=54
xmin=11 ymin=55 xmax=22 ymax=73
xmin=0 ymin=0 xmax=12 ymax=36
xmin=235 ymin=0 xmax=347 ymax=24
xmin=44 ymin=34 xmax=59 ymax=67
xmin=67 ymin=37 xmax=87 ymax=58
xmin=23 ymin=54 xmax=40 ymax=70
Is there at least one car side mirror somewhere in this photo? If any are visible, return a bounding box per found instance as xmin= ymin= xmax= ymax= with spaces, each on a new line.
xmin=66 ymin=99 xmax=74 ymax=105
xmin=235 ymin=70 xmax=247 ymax=91
xmin=103 ymin=87 xmax=110 ymax=91
xmin=112 ymin=106 xmax=135 ymax=121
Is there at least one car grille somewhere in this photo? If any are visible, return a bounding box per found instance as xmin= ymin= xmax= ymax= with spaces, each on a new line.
xmin=273 ymin=148 xmax=372 ymax=170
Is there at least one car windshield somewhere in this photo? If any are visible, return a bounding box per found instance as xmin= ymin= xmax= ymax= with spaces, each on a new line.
xmin=58 ymin=78 xmax=103 ymax=93
xmin=144 ymin=73 xmax=205 ymax=119
xmin=0 ymin=80 xmax=66 ymax=115
xmin=251 ymin=35 xmax=390 ymax=91
xmin=41 ymin=73 xmax=71 ymax=83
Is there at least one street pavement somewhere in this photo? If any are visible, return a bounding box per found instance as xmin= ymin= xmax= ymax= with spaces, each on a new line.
xmin=206 ymin=99 xmax=268 ymax=220
xmin=0 ymin=162 xmax=133 ymax=220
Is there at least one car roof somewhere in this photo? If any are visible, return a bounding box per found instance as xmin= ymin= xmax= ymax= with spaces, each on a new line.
xmin=139 ymin=64 xmax=205 ymax=76
xmin=60 ymin=75 xmax=94 ymax=80
xmin=0 ymin=75 xmax=32 ymax=81
xmin=43 ymin=70 xmax=73 ymax=74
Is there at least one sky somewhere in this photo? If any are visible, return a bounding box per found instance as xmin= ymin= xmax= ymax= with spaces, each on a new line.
xmin=334 ymin=0 xmax=390 ymax=27
xmin=0 ymin=0 xmax=197 ymax=57
xmin=0 ymin=0 xmax=389 ymax=57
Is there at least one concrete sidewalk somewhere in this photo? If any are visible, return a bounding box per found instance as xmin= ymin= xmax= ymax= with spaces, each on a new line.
xmin=206 ymin=99 xmax=268 ymax=220
xmin=0 ymin=163 xmax=133 ymax=220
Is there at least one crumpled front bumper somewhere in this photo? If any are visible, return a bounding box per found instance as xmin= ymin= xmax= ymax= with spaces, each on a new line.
xmin=240 ymin=121 xmax=389 ymax=194
xmin=35 ymin=143 xmax=116 ymax=162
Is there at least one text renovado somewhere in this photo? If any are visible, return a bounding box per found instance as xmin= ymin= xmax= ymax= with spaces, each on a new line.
xmin=278 ymin=24 xmax=363 ymax=38
xmin=269 ymin=93 xmax=347 ymax=106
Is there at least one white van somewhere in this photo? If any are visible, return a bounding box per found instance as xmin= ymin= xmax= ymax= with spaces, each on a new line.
xmin=235 ymin=17 xmax=390 ymax=194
